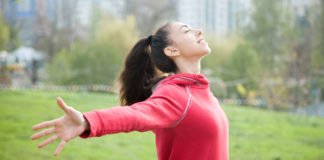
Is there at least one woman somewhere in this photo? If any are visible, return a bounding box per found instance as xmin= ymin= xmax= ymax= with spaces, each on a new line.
xmin=30 ymin=21 xmax=229 ymax=160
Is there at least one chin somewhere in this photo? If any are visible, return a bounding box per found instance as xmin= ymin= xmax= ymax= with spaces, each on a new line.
xmin=202 ymin=47 xmax=211 ymax=55
xmin=196 ymin=50 xmax=211 ymax=59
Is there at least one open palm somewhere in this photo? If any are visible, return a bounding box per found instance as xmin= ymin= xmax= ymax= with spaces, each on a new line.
xmin=30 ymin=97 xmax=89 ymax=156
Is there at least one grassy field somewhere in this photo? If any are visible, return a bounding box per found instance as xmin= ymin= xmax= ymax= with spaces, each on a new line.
xmin=0 ymin=90 xmax=324 ymax=160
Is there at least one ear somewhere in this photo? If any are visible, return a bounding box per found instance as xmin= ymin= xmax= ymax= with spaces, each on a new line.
xmin=164 ymin=46 xmax=180 ymax=57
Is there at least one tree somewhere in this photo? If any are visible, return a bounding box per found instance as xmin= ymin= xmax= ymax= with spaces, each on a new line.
xmin=123 ymin=0 xmax=178 ymax=36
xmin=245 ymin=0 xmax=320 ymax=109
xmin=245 ymin=0 xmax=287 ymax=74
xmin=284 ymin=7 xmax=313 ymax=108
xmin=243 ymin=0 xmax=292 ymax=109
xmin=225 ymin=42 xmax=262 ymax=98
xmin=46 ymin=15 xmax=139 ymax=86
xmin=0 ymin=12 xmax=20 ymax=51
xmin=33 ymin=0 xmax=81 ymax=60
xmin=0 ymin=13 xmax=9 ymax=51
xmin=201 ymin=35 xmax=240 ymax=97
xmin=311 ymin=0 xmax=324 ymax=89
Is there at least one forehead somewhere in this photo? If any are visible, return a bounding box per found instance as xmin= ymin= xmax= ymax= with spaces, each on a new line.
xmin=167 ymin=22 xmax=190 ymax=44
xmin=169 ymin=22 xmax=190 ymax=33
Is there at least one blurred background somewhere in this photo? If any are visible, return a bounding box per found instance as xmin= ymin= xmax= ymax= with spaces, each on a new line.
xmin=0 ymin=0 xmax=324 ymax=160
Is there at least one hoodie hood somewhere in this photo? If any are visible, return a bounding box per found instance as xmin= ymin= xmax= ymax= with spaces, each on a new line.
xmin=159 ymin=73 xmax=209 ymax=89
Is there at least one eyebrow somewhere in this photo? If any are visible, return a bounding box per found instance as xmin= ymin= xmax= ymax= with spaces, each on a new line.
xmin=179 ymin=25 xmax=189 ymax=30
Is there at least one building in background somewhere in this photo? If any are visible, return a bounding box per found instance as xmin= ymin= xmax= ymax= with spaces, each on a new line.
xmin=76 ymin=0 xmax=125 ymax=26
xmin=177 ymin=0 xmax=251 ymax=35
xmin=1 ymin=0 xmax=37 ymax=46
xmin=0 ymin=0 xmax=125 ymax=46
xmin=1 ymin=0 xmax=82 ymax=45
xmin=177 ymin=0 xmax=205 ymax=29
xmin=1 ymin=0 xmax=252 ymax=42
xmin=1 ymin=0 xmax=320 ymax=45
xmin=228 ymin=0 xmax=252 ymax=31
xmin=206 ymin=0 xmax=228 ymax=33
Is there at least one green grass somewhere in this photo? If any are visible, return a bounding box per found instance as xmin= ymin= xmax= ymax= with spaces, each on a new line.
xmin=0 ymin=90 xmax=324 ymax=160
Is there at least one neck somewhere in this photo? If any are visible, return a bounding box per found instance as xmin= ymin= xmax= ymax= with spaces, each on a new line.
xmin=174 ymin=57 xmax=201 ymax=74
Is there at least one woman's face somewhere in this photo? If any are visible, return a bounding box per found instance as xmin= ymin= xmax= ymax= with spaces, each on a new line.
xmin=167 ymin=22 xmax=211 ymax=59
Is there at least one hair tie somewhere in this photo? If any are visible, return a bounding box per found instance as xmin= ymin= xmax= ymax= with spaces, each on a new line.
xmin=147 ymin=35 xmax=153 ymax=46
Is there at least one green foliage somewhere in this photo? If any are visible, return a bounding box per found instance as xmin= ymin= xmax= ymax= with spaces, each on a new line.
xmin=245 ymin=0 xmax=287 ymax=70
xmin=0 ymin=14 xmax=9 ymax=50
xmin=0 ymin=13 xmax=20 ymax=51
xmin=1 ymin=90 xmax=324 ymax=160
xmin=202 ymin=34 xmax=239 ymax=75
xmin=311 ymin=0 xmax=324 ymax=87
xmin=241 ymin=0 xmax=322 ymax=109
xmin=45 ymin=49 xmax=72 ymax=84
xmin=201 ymin=35 xmax=241 ymax=97
xmin=202 ymin=36 xmax=261 ymax=98
xmin=225 ymin=42 xmax=262 ymax=95
xmin=69 ymin=42 xmax=122 ymax=85
xmin=94 ymin=16 xmax=138 ymax=53
xmin=226 ymin=42 xmax=261 ymax=80
xmin=46 ymin=42 xmax=122 ymax=85
xmin=46 ymin=15 xmax=139 ymax=85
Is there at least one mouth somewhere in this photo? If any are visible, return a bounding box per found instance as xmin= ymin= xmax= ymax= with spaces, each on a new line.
xmin=197 ymin=38 xmax=205 ymax=44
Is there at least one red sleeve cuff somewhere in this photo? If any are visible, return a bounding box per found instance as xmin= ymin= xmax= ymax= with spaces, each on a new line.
xmin=79 ymin=112 xmax=99 ymax=138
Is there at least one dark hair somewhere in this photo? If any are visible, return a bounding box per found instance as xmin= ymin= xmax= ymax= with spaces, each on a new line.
xmin=119 ymin=22 xmax=178 ymax=106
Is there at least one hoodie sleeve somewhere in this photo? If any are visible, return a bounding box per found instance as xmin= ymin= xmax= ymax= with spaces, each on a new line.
xmin=80 ymin=84 xmax=190 ymax=138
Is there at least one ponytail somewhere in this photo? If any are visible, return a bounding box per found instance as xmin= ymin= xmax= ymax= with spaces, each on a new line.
xmin=119 ymin=22 xmax=177 ymax=106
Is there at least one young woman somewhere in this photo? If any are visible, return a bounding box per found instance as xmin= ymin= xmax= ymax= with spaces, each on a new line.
xmin=30 ymin=21 xmax=229 ymax=160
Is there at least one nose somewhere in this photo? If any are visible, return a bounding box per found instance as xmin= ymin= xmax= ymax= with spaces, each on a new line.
xmin=195 ymin=29 xmax=202 ymax=36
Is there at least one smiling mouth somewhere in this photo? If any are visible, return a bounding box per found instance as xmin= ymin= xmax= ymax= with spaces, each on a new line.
xmin=197 ymin=39 xmax=205 ymax=44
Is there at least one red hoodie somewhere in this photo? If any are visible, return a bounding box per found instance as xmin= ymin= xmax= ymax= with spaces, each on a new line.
xmin=80 ymin=73 xmax=229 ymax=160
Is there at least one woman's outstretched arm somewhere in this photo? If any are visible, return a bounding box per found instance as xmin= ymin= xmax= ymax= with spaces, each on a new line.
xmin=31 ymin=84 xmax=188 ymax=156
xmin=80 ymin=84 xmax=190 ymax=138
xmin=30 ymin=97 xmax=90 ymax=156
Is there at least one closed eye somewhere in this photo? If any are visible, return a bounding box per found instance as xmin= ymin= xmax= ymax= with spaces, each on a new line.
xmin=185 ymin=30 xmax=191 ymax=33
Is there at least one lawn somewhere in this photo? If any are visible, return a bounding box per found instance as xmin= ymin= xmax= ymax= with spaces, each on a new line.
xmin=0 ymin=90 xmax=323 ymax=160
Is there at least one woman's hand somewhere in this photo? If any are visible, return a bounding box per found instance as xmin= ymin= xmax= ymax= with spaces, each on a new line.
xmin=30 ymin=97 xmax=90 ymax=156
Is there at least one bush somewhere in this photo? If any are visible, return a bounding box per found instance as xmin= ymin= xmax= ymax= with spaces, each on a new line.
xmin=46 ymin=16 xmax=139 ymax=86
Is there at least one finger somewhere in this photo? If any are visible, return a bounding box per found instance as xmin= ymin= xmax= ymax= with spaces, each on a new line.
xmin=38 ymin=135 xmax=58 ymax=148
xmin=32 ymin=119 xmax=57 ymax=131
xmin=54 ymin=140 xmax=66 ymax=156
xmin=57 ymin=97 xmax=70 ymax=114
xmin=31 ymin=128 xmax=55 ymax=140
